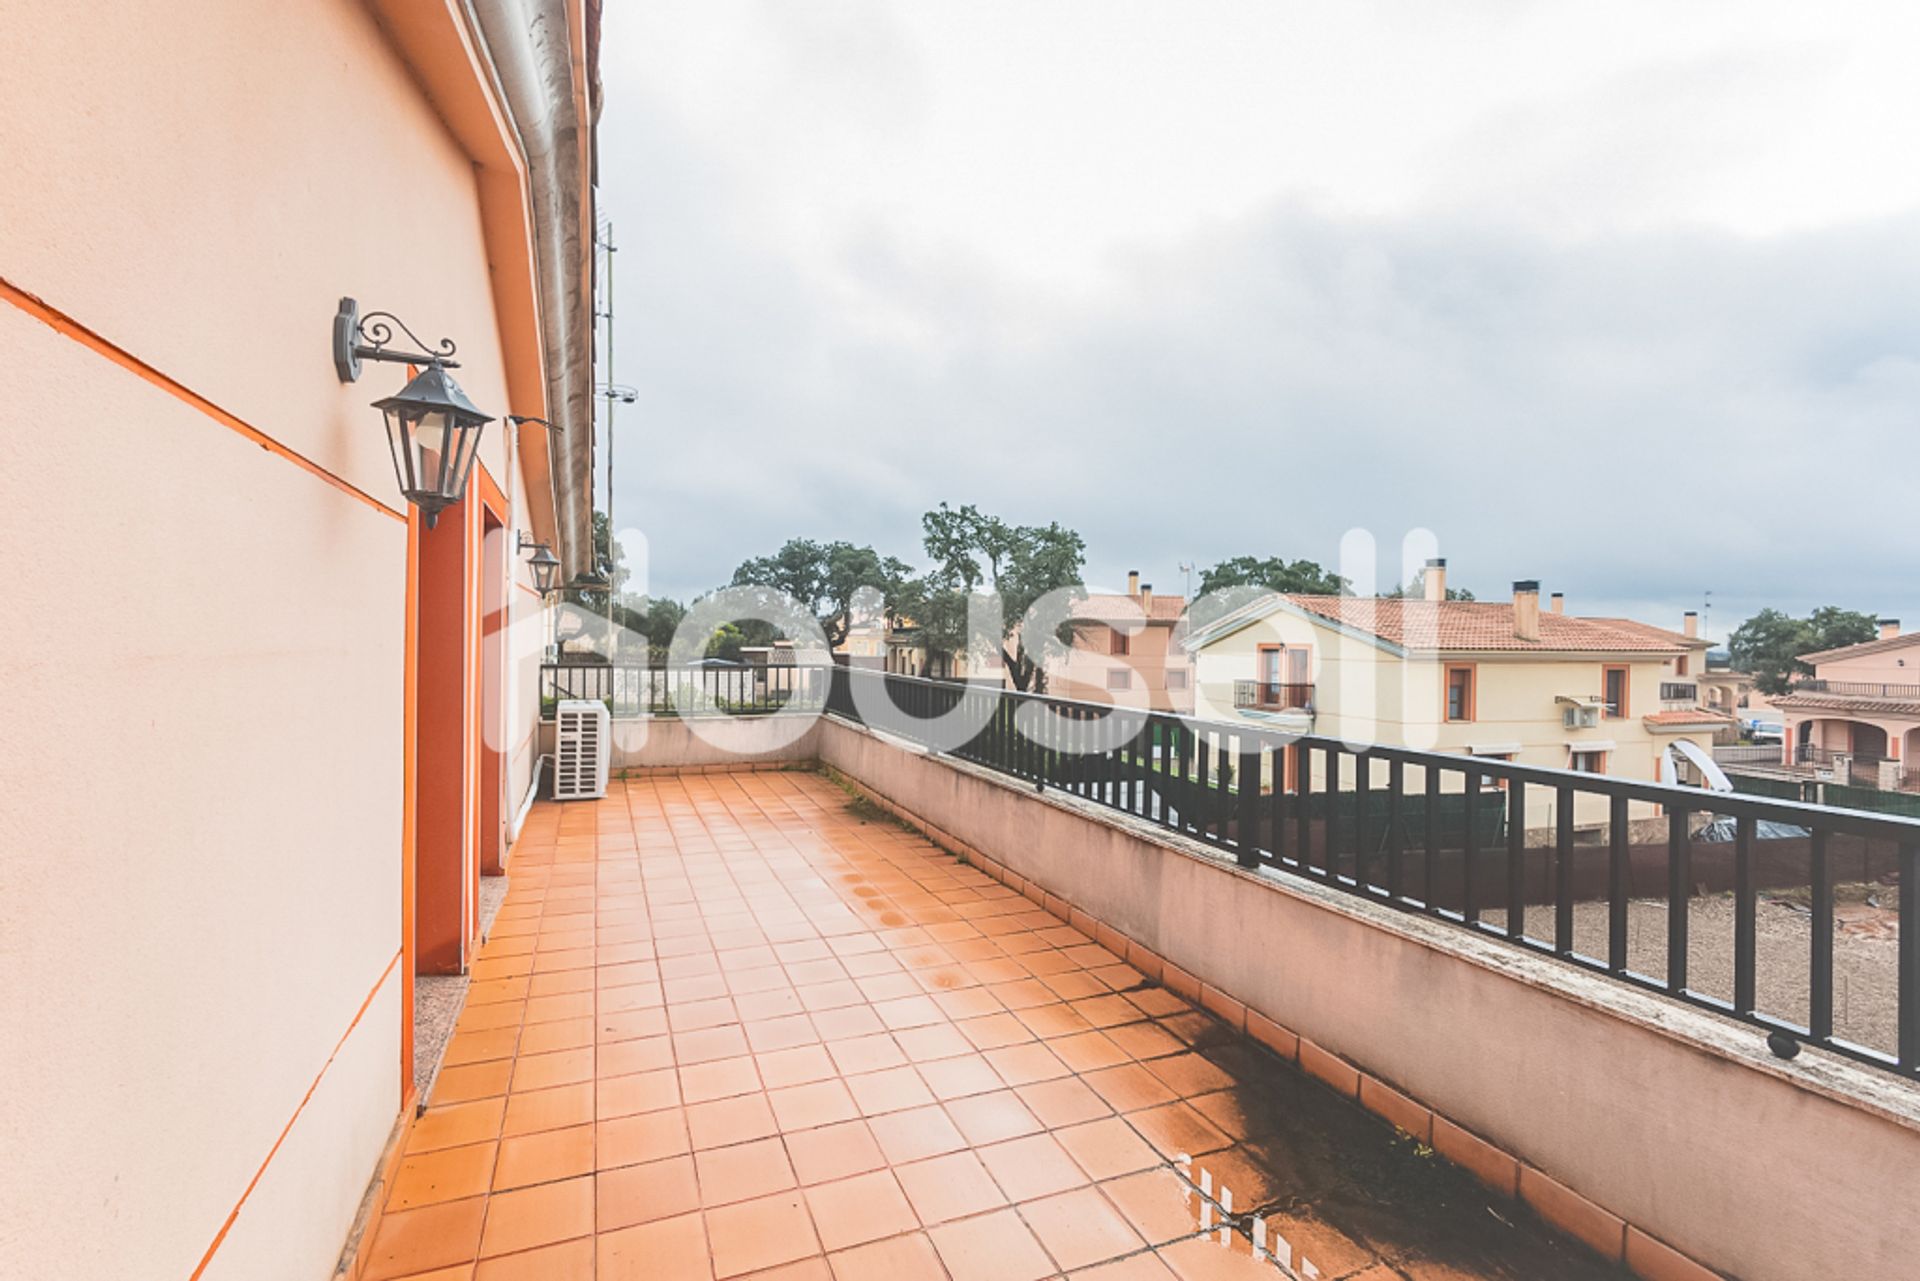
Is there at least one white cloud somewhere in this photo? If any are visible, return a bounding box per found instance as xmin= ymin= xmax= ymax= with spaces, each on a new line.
xmin=597 ymin=0 xmax=1920 ymax=636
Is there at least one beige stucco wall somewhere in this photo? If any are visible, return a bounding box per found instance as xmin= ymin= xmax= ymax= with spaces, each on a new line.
xmin=1050 ymin=616 xmax=1194 ymax=713
xmin=814 ymin=718 xmax=1920 ymax=1281
xmin=0 ymin=3 xmax=550 ymax=1277
xmin=1819 ymin=644 xmax=1920 ymax=686
xmin=0 ymin=307 xmax=408 ymax=1280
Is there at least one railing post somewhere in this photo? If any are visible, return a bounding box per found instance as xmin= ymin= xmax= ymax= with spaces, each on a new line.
xmin=1554 ymin=786 xmax=1574 ymax=955
xmin=1734 ymin=815 xmax=1757 ymax=1017
xmin=1608 ymin=795 xmax=1629 ymax=974
xmin=1901 ymin=841 xmax=1919 ymax=1072
xmin=1237 ymin=742 xmax=1261 ymax=868
xmin=1810 ymin=827 xmax=1834 ymax=1043
xmin=1667 ymin=805 xmax=1691 ymax=993
xmin=1506 ymin=781 xmax=1526 ymax=940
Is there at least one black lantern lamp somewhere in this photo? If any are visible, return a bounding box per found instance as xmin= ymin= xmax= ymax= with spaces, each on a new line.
xmin=333 ymin=297 xmax=492 ymax=526
xmin=517 ymin=534 xmax=563 ymax=595
xmin=374 ymin=364 xmax=492 ymax=528
xmin=568 ymin=567 xmax=611 ymax=597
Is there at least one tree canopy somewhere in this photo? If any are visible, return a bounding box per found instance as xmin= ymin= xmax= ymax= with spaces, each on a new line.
xmin=1728 ymin=606 xmax=1878 ymax=695
xmin=1198 ymin=556 xmax=1347 ymax=597
xmin=730 ymin=538 xmax=914 ymax=649
xmin=909 ymin=503 xmax=1085 ymax=691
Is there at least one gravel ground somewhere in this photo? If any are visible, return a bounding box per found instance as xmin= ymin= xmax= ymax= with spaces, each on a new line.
xmin=413 ymin=874 xmax=512 ymax=1101
xmin=1483 ymin=887 xmax=1901 ymax=1056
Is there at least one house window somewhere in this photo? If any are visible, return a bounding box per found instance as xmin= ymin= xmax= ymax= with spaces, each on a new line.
xmin=1166 ymin=669 xmax=1189 ymax=691
xmin=1603 ymin=665 xmax=1630 ymax=719
xmin=1107 ymin=668 xmax=1132 ymax=691
xmin=1445 ymin=664 xmax=1475 ymax=722
xmin=1472 ymin=751 xmax=1514 ymax=790
xmin=1108 ymin=626 xmax=1130 ymax=656
xmin=1660 ymin=682 xmax=1697 ymax=701
xmin=1571 ymin=749 xmax=1608 ymax=774
xmin=1676 ymin=655 xmax=1689 ymax=676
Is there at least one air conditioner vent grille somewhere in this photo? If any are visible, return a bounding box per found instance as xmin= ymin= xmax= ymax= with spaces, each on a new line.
xmin=553 ymin=700 xmax=611 ymax=801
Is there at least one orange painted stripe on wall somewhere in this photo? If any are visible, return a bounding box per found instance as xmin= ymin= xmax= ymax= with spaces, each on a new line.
xmin=0 ymin=276 xmax=405 ymax=523
xmin=187 ymin=949 xmax=404 ymax=1281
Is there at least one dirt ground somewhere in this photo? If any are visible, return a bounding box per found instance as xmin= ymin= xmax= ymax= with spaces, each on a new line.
xmin=1482 ymin=884 xmax=1900 ymax=1057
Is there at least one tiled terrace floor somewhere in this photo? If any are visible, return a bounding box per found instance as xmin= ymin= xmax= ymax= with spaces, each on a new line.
xmin=363 ymin=771 xmax=1617 ymax=1281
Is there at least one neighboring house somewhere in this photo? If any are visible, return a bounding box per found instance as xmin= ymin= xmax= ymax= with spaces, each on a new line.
xmin=1 ymin=3 xmax=598 ymax=1278
xmin=1185 ymin=570 xmax=1727 ymax=828
xmin=1045 ymin=572 xmax=1194 ymax=713
xmin=837 ymin=615 xmax=888 ymax=668
xmin=883 ymin=618 xmax=997 ymax=681
xmin=1772 ymin=619 xmax=1920 ymax=789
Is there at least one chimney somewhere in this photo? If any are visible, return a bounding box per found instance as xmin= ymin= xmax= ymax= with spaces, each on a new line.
xmin=1549 ymin=592 xmax=1565 ymax=614
xmin=1881 ymin=618 xmax=1901 ymax=640
xmin=1140 ymin=583 xmax=1154 ymax=615
xmin=1683 ymin=611 xmax=1698 ymax=638
xmin=1513 ymin=580 xmax=1540 ymax=642
xmin=1423 ymin=558 xmax=1447 ymax=602
xmin=1127 ymin=570 xmax=1140 ymax=597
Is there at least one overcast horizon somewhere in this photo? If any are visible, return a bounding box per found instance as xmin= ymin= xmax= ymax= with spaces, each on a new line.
xmin=594 ymin=1 xmax=1920 ymax=645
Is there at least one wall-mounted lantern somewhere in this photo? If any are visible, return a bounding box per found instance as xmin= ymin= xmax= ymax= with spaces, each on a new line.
xmin=568 ymin=567 xmax=611 ymax=596
xmin=518 ymin=534 xmax=562 ymax=595
xmin=333 ymin=297 xmax=493 ymax=527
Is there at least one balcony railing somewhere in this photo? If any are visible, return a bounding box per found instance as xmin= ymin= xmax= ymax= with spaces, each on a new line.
xmin=1792 ymin=679 xmax=1920 ymax=701
xmin=823 ymin=667 xmax=1920 ymax=1079
xmin=540 ymin=661 xmax=829 ymax=719
xmin=1232 ymin=680 xmax=1315 ymax=711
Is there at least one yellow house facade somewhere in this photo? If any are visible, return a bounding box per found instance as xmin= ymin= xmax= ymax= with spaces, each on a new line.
xmin=1186 ymin=578 xmax=1726 ymax=829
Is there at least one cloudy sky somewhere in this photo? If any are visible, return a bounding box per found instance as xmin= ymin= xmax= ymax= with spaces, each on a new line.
xmin=596 ymin=0 xmax=1920 ymax=642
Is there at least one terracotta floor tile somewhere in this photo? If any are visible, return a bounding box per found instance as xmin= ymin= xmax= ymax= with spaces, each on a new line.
xmin=1071 ymin=1252 xmax=1179 ymax=1280
xmin=409 ymin=1098 xmax=507 ymax=1154
xmin=784 ymin=1119 xmax=887 ymax=1186
xmin=1099 ymin=1169 xmax=1204 ymax=1246
xmin=1127 ymin=1102 xmax=1233 ymax=1160
xmin=756 ymin=1044 xmax=839 ymax=1090
xmin=678 ymin=1025 xmax=755 ymax=1064
xmin=1055 ymin=1118 xmax=1164 ymax=1181
xmin=471 ymin=1237 xmax=594 ymax=1281
xmin=769 ymin=1079 xmax=861 ymax=1132
xmin=745 ymin=1015 xmax=821 ymax=1055
xmin=1022 ymin=1185 xmax=1148 ymax=1271
xmin=809 ymin=1003 xmax=887 ymax=1041
xmin=929 ymin=987 xmax=1001 ymax=1019
xmin=681 ymin=1055 xmax=764 ymax=1104
xmin=824 ymin=1033 xmax=908 ymax=1077
xmin=511 ymin=1047 xmax=595 ymax=1094
xmin=596 ymin=1067 xmax=681 ymax=1120
xmin=955 ymin=1012 xmax=1033 ymax=1051
xmin=803 ymin=1170 xmax=918 ymax=1251
xmin=1051 ymin=1031 xmax=1134 ymax=1075
xmin=363 ymin=1197 xmax=487 ymax=1280
xmin=477 ymin=1174 xmax=595 ymax=1257
xmin=981 ymin=1040 xmax=1072 ymax=1087
xmin=1084 ymin=1063 xmax=1179 ymax=1113
xmin=501 ymin=1082 xmax=595 ymax=1138
xmin=825 ymin=1231 xmax=948 ymax=1281
xmin=597 ymin=1154 xmax=700 ymax=1230
xmin=915 ymin=1053 xmax=1002 ymax=1102
xmin=926 ymin=1207 xmax=1057 ymax=1281
xmin=492 ymin=1125 xmax=592 ymax=1191
xmin=866 ymin=1102 xmax=970 ymax=1165
xmin=977 ymin=1133 xmax=1090 ymax=1202
xmin=670 ymin=996 xmax=742 ymax=1033
xmin=433 ymin=1061 xmax=514 ymax=1105
xmin=1016 ymin=1077 xmax=1113 ymax=1129
xmin=846 ymin=1065 xmax=936 ymax=1116
xmin=737 ymin=988 xmax=809 ymax=1022
xmin=892 ymin=1022 xmax=974 ymax=1063
xmin=597 ymin=1108 xmax=690 ymax=1170
xmin=705 ymin=1189 xmax=821 ymax=1278
xmin=514 ymin=1016 xmax=593 ymax=1056
xmin=943 ymin=1089 xmax=1043 ymax=1146
xmin=893 ymin=1150 xmax=1006 ymax=1224
xmin=687 ymin=1092 xmax=780 ymax=1149
xmin=597 ymin=1034 xmax=674 ymax=1078
xmin=696 ymin=1134 xmax=797 ymax=1205
xmin=389 ymin=1143 xmax=497 ymax=1210
xmin=1109 ymin=1022 xmax=1188 ymax=1063
xmin=597 ymin=1211 xmax=711 ymax=1281
xmin=442 ymin=1027 xmax=520 ymax=1067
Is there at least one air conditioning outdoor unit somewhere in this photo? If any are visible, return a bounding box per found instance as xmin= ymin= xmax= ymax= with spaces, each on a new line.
xmin=1563 ymin=704 xmax=1601 ymax=729
xmin=553 ymin=699 xmax=610 ymax=801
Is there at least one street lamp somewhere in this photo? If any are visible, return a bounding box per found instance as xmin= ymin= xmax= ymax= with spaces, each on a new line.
xmin=333 ymin=297 xmax=493 ymax=527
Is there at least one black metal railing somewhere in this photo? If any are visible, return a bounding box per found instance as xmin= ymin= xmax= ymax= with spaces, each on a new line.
xmin=1792 ymin=679 xmax=1920 ymax=701
xmin=1232 ymin=680 xmax=1315 ymax=711
xmin=1660 ymin=682 xmax=1699 ymax=701
xmin=824 ymin=667 xmax=1920 ymax=1079
xmin=540 ymin=662 xmax=829 ymax=719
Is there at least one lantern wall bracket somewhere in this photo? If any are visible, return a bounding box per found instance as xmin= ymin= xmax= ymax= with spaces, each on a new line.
xmin=333 ymin=296 xmax=462 ymax=383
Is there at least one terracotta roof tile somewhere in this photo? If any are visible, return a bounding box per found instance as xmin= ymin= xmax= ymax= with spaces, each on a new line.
xmin=1799 ymin=632 xmax=1920 ymax=663
xmin=1075 ymin=593 xmax=1187 ymax=623
xmin=1279 ymin=596 xmax=1693 ymax=654
xmin=1772 ymin=693 xmax=1920 ymax=715
xmin=1642 ymin=709 xmax=1734 ymax=726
